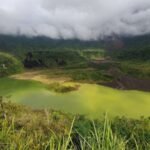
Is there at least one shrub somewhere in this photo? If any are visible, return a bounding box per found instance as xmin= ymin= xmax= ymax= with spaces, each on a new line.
xmin=47 ymin=82 xmax=79 ymax=93
xmin=0 ymin=52 xmax=23 ymax=77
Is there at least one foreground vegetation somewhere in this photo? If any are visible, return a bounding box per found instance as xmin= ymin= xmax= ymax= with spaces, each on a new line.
xmin=0 ymin=99 xmax=150 ymax=150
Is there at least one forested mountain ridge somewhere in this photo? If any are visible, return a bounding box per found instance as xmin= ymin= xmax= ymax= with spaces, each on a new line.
xmin=0 ymin=34 xmax=150 ymax=61
xmin=0 ymin=34 xmax=104 ymax=52
xmin=109 ymin=34 xmax=150 ymax=60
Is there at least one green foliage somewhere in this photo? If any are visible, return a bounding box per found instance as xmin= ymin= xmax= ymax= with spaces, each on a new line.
xmin=110 ymin=35 xmax=150 ymax=61
xmin=116 ymin=47 xmax=150 ymax=61
xmin=0 ymin=101 xmax=150 ymax=149
xmin=0 ymin=52 xmax=23 ymax=77
xmin=112 ymin=117 xmax=150 ymax=150
xmin=118 ymin=61 xmax=150 ymax=79
xmin=23 ymin=50 xmax=86 ymax=68
xmin=80 ymin=49 xmax=105 ymax=60
xmin=42 ymin=68 xmax=113 ymax=84
xmin=70 ymin=69 xmax=113 ymax=82
xmin=0 ymin=35 xmax=104 ymax=53
xmin=47 ymin=83 xmax=79 ymax=93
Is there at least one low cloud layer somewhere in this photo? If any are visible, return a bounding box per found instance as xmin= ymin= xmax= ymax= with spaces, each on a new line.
xmin=0 ymin=0 xmax=150 ymax=40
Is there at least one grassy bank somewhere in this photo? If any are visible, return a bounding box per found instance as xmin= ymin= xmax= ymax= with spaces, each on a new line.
xmin=0 ymin=100 xmax=150 ymax=150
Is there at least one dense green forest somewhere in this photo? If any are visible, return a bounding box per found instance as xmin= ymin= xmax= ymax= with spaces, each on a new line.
xmin=108 ymin=35 xmax=150 ymax=60
xmin=0 ymin=35 xmax=104 ymax=53
xmin=0 ymin=34 xmax=150 ymax=61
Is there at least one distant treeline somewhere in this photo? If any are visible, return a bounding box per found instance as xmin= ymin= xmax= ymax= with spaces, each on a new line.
xmin=0 ymin=34 xmax=104 ymax=53
xmin=110 ymin=35 xmax=150 ymax=61
xmin=0 ymin=34 xmax=150 ymax=61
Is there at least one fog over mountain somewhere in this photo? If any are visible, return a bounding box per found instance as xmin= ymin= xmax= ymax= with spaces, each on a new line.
xmin=0 ymin=0 xmax=150 ymax=40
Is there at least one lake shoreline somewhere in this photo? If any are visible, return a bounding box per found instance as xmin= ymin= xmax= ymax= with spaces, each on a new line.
xmin=11 ymin=69 xmax=150 ymax=92
xmin=1 ymin=76 xmax=150 ymax=118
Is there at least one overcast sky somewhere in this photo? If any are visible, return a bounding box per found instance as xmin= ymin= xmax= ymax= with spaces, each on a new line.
xmin=0 ymin=0 xmax=150 ymax=40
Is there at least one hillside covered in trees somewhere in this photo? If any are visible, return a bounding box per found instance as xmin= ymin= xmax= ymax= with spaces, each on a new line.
xmin=0 ymin=34 xmax=150 ymax=61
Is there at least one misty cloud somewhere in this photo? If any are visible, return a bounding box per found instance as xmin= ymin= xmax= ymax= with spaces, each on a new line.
xmin=0 ymin=0 xmax=150 ymax=40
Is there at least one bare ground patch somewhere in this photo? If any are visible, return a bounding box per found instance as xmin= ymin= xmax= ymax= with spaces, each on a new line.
xmin=11 ymin=70 xmax=71 ymax=85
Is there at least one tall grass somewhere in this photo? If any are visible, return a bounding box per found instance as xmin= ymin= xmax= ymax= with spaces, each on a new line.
xmin=0 ymin=101 xmax=150 ymax=150
xmin=75 ymin=115 xmax=126 ymax=150
xmin=1 ymin=117 xmax=149 ymax=150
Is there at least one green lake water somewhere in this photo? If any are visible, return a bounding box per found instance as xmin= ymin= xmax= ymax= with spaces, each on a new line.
xmin=0 ymin=78 xmax=150 ymax=118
